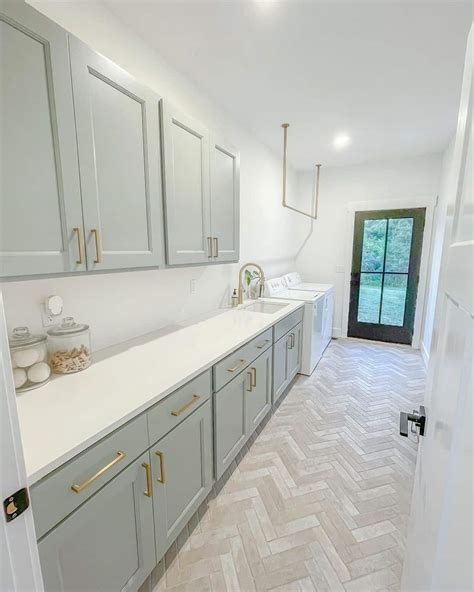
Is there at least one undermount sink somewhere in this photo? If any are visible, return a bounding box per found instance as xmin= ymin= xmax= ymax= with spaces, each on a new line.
xmin=243 ymin=302 xmax=287 ymax=314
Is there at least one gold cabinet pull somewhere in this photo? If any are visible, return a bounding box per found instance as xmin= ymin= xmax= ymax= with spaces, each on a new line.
xmin=207 ymin=236 xmax=213 ymax=258
xmin=227 ymin=359 xmax=246 ymax=373
xmin=171 ymin=394 xmax=200 ymax=417
xmin=91 ymin=228 xmax=101 ymax=264
xmin=256 ymin=339 xmax=270 ymax=349
xmin=291 ymin=333 xmax=295 ymax=348
xmin=71 ymin=451 xmax=125 ymax=493
xmin=287 ymin=336 xmax=292 ymax=349
xmin=246 ymin=371 xmax=253 ymax=392
xmin=72 ymin=227 xmax=84 ymax=265
xmin=142 ymin=462 xmax=152 ymax=497
xmin=213 ymin=237 xmax=219 ymax=258
xmin=250 ymin=367 xmax=257 ymax=388
xmin=155 ymin=451 xmax=165 ymax=484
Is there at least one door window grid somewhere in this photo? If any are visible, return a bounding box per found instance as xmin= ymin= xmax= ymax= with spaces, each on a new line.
xmin=357 ymin=217 xmax=414 ymax=327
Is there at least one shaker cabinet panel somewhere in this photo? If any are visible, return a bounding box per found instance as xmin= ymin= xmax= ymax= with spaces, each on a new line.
xmin=209 ymin=136 xmax=240 ymax=263
xmin=162 ymin=103 xmax=211 ymax=265
xmin=214 ymin=370 xmax=248 ymax=480
xmin=0 ymin=3 xmax=84 ymax=277
xmin=287 ymin=322 xmax=302 ymax=380
xmin=69 ymin=37 xmax=164 ymax=271
xmin=38 ymin=452 xmax=155 ymax=592
xmin=152 ymin=400 xmax=213 ymax=561
xmin=246 ymin=348 xmax=272 ymax=433
xmin=273 ymin=332 xmax=290 ymax=404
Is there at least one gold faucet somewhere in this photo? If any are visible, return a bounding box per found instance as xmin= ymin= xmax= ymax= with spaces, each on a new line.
xmin=237 ymin=263 xmax=266 ymax=305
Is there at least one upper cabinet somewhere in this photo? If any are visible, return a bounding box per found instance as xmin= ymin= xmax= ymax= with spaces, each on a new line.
xmin=209 ymin=135 xmax=240 ymax=263
xmin=0 ymin=3 xmax=85 ymax=277
xmin=161 ymin=105 xmax=211 ymax=265
xmin=69 ymin=37 xmax=164 ymax=271
xmin=0 ymin=3 xmax=239 ymax=278
xmin=162 ymin=103 xmax=240 ymax=266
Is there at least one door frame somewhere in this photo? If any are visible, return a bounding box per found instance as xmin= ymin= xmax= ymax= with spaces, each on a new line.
xmin=341 ymin=196 xmax=435 ymax=348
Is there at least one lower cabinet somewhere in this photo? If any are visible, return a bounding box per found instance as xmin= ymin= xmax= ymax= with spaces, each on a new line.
xmin=38 ymin=451 xmax=155 ymax=592
xmin=151 ymin=400 xmax=213 ymax=560
xmin=214 ymin=348 xmax=272 ymax=480
xmin=273 ymin=322 xmax=302 ymax=404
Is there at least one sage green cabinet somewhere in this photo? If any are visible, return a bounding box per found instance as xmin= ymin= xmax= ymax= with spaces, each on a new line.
xmin=273 ymin=322 xmax=302 ymax=404
xmin=214 ymin=368 xmax=248 ymax=480
xmin=162 ymin=104 xmax=212 ymax=265
xmin=0 ymin=3 xmax=84 ymax=277
xmin=38 ymin=452 xmax=155 ymax=592
xmin=69 ymin=37 xmax=165 ymax=271
xmin=214 ymin=349 xmax=272 ymax=479
xmin=209 ymin=136 xmax=240 ymax=263
xmin=151 ymin=400 xmax=213 ymax=560
xmin=246 ymin=347 xmax=272 ymax=434
xmin=162 ymin=103 xmax=240 ymax=266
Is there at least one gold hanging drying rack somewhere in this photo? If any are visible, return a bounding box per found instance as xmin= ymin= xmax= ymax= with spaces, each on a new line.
xmin=281 ymin=123 xmax=321 ymax=219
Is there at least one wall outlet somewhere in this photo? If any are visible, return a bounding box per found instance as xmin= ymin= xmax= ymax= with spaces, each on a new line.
xmin=190 ymin=279 xmax=197 ymax=294
xmin=41 ymin=295 xmax=63 ymax=327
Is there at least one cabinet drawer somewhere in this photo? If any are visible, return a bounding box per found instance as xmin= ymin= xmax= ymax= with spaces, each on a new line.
xmin=213 ymin=328 xmax=272 ymax=392
xmin=31 ymin=414 xmax=148 ymax=539
xmin=273 ymin=307 xmax=304 ymax=342
xmin=147 ymin=370 xmax=211 ymax=445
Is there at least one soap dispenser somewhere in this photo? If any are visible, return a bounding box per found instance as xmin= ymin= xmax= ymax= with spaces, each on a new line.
xmin=231 ymin=289 xmax=239 ymax=307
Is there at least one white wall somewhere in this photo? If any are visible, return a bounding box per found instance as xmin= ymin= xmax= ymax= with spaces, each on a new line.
xmin=295 ymin=154 xmax=443 ymax=337
xmin=419 ymin=139 xmax=456 ymax=362
xmin=2 ymin=1 xmax=305 ymax=352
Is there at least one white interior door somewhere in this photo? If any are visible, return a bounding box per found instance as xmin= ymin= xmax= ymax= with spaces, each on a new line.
xmin=401 ymin=28 xmax=473 ymax=592
xmin=0 ymin=293 xmax=44 ymax=592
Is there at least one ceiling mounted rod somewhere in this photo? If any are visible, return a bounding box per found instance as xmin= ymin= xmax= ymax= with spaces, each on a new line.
xmin=281 ymin=123 xmax=321 ymax=220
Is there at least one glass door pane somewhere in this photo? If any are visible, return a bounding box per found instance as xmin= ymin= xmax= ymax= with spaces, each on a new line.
xmin=358 ymin=273 xmax=383 ymax=323
xmin=380 ymin=274 xmax=408 ymax=326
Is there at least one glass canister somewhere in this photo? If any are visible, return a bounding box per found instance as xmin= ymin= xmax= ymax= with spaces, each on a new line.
xmin=47 ymin=317 xmax=91 ymax=374
xmin=9 ymin=326 xmax=51 ymax=392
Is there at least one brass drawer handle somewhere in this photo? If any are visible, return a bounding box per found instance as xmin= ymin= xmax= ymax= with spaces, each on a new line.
xmin=287 ymin=336 xmax=292 ymax=349
xmin=71 ymin=451 xmax=126 ymax=493
xmin=170 ymin=394 xmax=200 ymax=417
xmin=73 ymin=227 xmax=84 ymax=265
xmin=207 ymin=236 xmax=213 ymax=258
xmin=91 ymin=228 xmax=101 ymax=264
xmin=213 ymin=237 xmax=219 ymax=258
xmin=250 ymin=367 xmax=257 ymax=388
xmin=155 ymin=451 xmax=165 ymax=484
xmin=291 ymin=333 xmax=295 ymax=348
xmin=142 ymin=462 xmax=153 ymax=497
xmin=256 ymin=339 xmax=270 ymax=349
xmin=227 ymin=359 xmax=246 ymax=373
xmin=246 ymin=371 xmax=253 ymax=392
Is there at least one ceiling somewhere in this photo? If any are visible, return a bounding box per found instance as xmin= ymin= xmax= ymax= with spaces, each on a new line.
xmin=104 ymin=0 xmax=471 ymax=169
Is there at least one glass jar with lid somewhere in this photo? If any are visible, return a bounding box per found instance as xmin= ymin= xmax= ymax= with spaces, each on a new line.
xmin=9 ymin=326 xmax=51 ymax=392
xmin=47 ymin=317 xmax=91 ymax=374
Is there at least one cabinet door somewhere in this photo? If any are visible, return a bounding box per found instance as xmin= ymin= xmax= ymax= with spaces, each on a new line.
xmin=69 ymin=37 xmax=164 ymax=271
xmin=288 ymin=322 xmax=303 ymax=380
xmin=38 ymin=452 xmax=155 ymax=592
xmin=214 ymin=370 xmax=249 ymax=479
xmin=209 ymin=136 xmax=240 ymax=263
xmin=246 ymin=348 xmax=272 ymax=433
xmin=152 ymin=401 xmax=212 ymax=560
xmin=273 ymin=332 xmax=291 ymax=404
xmin=0 ymin=3 xmax=84 ymax=277
xmin=162 ymin=103 xmax=211 ymax=265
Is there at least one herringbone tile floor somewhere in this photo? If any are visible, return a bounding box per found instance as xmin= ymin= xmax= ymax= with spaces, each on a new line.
xmin=152 ymin=338 xmax=425 ymax=592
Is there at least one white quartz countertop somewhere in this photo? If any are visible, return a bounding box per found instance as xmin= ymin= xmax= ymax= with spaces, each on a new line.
xmin=17 ymin=299 xmax=303 ymax=485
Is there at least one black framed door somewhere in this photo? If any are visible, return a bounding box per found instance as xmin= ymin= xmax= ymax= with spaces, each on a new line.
xmin=348 ymin=208 xmax=426 ymax=345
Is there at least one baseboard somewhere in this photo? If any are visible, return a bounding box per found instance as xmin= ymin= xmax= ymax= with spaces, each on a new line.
xmin=332 ymin=327 xmax=342 ymax=338
xmin=420 ymin=341 xmax=429 ymax=367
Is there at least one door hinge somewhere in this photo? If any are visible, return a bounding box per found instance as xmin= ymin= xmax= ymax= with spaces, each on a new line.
xmin=3 ymin=487 xmax=30 ymax=522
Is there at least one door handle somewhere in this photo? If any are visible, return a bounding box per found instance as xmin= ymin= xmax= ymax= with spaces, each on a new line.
xmin=155 ymin=451 xmax=165 ymax=484
xmin=250 ymin=367 xmax=257 ymax=388
xmin=91 ymin=229 xmax=101 ymax=264
xmin=350 ymin=272 xmax=360 ymax=287
xmin=400 ymin=405 xmax=426 ymax=437
xmin=142 ymin=462 xmax=153 ymax=497
xmin=246 ymin=371 xmax=253 ymax=392
xmin=72 ymin=227 xmax=84 ymax=265
xmin=213 ymin=237 xmax=219 ymax=259
xmin=207 ymin=236 xmax=213 ymax=258
xmin=71 ymin=451 xmax=125 ymax=493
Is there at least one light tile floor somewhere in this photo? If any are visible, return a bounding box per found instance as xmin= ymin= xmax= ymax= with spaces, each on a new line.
xmin=148 ymin=338 xmax=425 ymax=592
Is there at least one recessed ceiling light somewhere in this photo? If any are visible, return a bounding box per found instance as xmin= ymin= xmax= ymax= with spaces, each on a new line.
xmin=333 ymin=133 xmax=352 ymax=149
